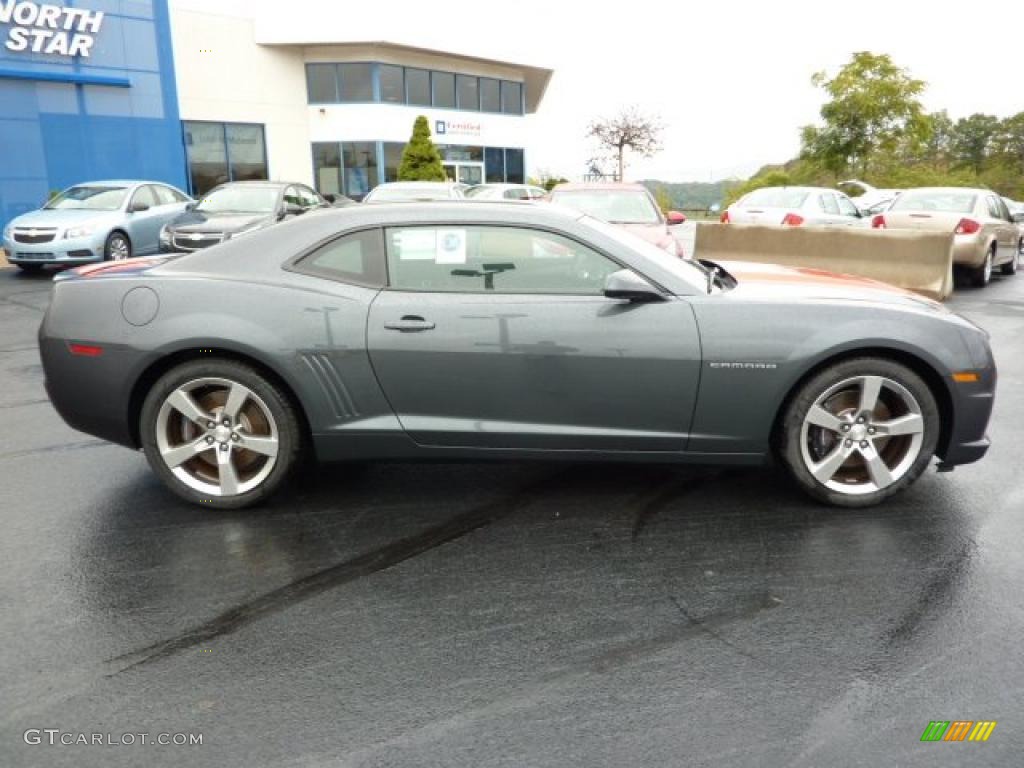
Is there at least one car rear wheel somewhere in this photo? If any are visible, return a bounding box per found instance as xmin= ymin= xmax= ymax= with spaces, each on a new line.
xmin=104 ymin=232 xmax=131 ymax=261
xmin=780 ymin=358 xmax=939 ymax=507
xmin=1001 ymin=241 xmax=1021 ymax=276
xmin=970 ymin=245 xmax=994 ymax=287
xmin=141 ymin=359 xmax=302 ymax=509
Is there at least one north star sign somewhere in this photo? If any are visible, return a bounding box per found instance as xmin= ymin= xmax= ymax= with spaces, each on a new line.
xmin=0 ymin=1 xmax=104 ymax=57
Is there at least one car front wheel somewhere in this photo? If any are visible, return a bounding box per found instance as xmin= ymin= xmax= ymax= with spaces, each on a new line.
xmin=104 ymin=232 xmax=132 ymax=261
xmin=970 ymin=246 xmax=994 ymax=287
xmin=780 ymin=358 xmax=939 ymax=507
xmin=140 ymin=359 xmax=302 ymax=509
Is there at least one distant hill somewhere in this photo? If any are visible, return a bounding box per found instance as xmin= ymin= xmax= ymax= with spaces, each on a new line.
xmin=640 ymin=179 xmax=734 ymax=211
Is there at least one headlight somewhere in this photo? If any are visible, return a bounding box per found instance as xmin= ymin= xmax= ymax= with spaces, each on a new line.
xmin=64 ymin=223 xmax=99 ymax=239
xmin=159 ymin=225 xmax=172 ymax=244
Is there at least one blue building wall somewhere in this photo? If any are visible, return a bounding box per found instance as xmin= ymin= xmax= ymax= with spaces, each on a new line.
xmin=0 ymin=0 xmax=185 ymax=231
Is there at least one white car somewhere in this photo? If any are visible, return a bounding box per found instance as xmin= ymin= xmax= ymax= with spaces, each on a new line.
xmin=465 ymin=183 xmax=548 ymax=201
xmin=363 ymin=182 xmax=465 ymax=203
xmin=722 ymin=186 xmax=869 ymax=228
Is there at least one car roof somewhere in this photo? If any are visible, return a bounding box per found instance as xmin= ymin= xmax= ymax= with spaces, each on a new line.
xmin=552 ymin=182 xmax=648 ymax=192
xmin=66 ymin=180 xmax=151 ymax=188
xmin=213 ymin=180 xmax=293 ymax=188
xmin=897 ymin=187 xmax=989 ymax=195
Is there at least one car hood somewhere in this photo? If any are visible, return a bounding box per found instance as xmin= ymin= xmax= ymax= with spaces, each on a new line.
xmin=9 ymin=209 xmax=118 ymax=228
xmin=717 ymin=260 xmax=947 ymax=313
xmin=168 ymin=211 xmax=274 ymax=234
xmin=618 ymin=222 xmax=673 ymax=247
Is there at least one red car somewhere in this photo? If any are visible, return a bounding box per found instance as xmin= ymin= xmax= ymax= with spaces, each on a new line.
xmin=548 ymin=182 xmax=687 ymax=257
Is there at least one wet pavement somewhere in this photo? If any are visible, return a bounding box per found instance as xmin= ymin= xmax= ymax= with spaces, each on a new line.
xmin=1 ymin=264 xmax=1022 ymax=767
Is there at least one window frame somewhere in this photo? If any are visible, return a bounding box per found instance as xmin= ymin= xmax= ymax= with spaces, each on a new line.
xmin=182 ymin=120 xmax=269 ymax=197
xmin=284 ymin=227 xmax=389 ymax=289
xmin=381 ymin=222 xmax=634 ymax=296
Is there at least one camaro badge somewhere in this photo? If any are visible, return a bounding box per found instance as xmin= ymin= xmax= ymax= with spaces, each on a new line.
xmin=709 ymin=362 xmax=778 ymax=370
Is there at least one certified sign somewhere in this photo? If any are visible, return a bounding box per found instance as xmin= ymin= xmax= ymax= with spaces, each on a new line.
xmin=0 ymin=1 xmax=105 ymax=57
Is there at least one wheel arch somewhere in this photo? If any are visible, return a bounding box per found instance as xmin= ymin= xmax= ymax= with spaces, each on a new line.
xmin=127 ymin=345 xmax=313 ymax=450
xmin=770 ymin=345 xmax=954 ymax=460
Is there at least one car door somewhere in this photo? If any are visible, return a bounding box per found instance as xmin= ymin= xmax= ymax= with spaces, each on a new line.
xmin=991 ymin=196 xmax=1016 ymax=264
xmin=367 ymin=223 xmax=702 ymax=451
xmin=124 ymin=185 xmax=163 ymax=255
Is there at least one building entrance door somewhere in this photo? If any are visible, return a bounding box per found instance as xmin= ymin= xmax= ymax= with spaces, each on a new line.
xmin=443 ymin=163 xmax=484 ymax=186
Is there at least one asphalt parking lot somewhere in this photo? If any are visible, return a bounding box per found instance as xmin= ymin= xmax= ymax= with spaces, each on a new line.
xmin=1 ymin=262 xmax=1022 ymax=767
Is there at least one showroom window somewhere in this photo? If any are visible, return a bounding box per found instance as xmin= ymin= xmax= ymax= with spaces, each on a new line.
xmin=406 ymin=68 xmax=431 ymax=106
xmin=183 ymin=122 xmax=268 ymax=197
xmin=502 ymin=81 xmax=523 ymax=115
xmin=312 ymin=143 xmax=342 ymax=198
xmin=380 ymin=65 xmax=404 ymax=103
xmin=480 ymin=78 xmax=500 ymax=112
xmin=385 ymin=226 xmax=618 ymax=294
xmin=341 ymin=142 xmax=379 ymax=199
xmin=484 ymin=147 xmax=505 ymax=182
xmin=382 ymin=142 xmax=405 ymax=183
xmin=457 ymin=75 xmax=479 ymax=111
xmin=339 ymin=63 xmax=374 ymax=102
xmin=504 ymin=148 xmax=525 ymax=183
xmin=306 ymin=64 xmax=338 ymax=103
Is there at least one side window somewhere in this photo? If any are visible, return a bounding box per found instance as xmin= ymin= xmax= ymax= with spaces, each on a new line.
xmin=836 ymin=194 xmax=860 ymax=217
xmin=986 ymin=197 xmax=1002 ymax=220
xmin=283 ymin=186 xmax=302 ymax=208
xmin=818 ymin=193 xmax=840 ymax=215
xmin=299 ymin=186 xmax=323 ymax=208
xmin=130 ymin=186 xmax=158 ymax=210
xmin=996 ymin=197 xmax=1012 ymax=221
xmin=293 ymin=229 xmax=385 ymax=288
xmin=503 ymin=188 xmax=529 ymax=200
xmin=152 ymin=185 xmax=180 ymax=206
xmin=385 ymin=226 xmax=620 ymax=295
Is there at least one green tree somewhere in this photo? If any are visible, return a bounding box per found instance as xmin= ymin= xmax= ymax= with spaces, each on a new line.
xmin=991 ymin=112 xmax=1024 ymax=177
xmin=950 ymin=113 xmax=1000 ymax=174
xmin=800 ymin=52 xmax=929 ymax=178
xmin=398 ymin=116 xmax=446 ymax=181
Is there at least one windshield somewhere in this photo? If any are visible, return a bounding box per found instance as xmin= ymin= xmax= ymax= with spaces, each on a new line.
xmin=45 ymin=186 xmax=128 ymax=211
xmin=578 ymin=215 xmax=710 ymax=292
xmin=890 ymin=191 xmax=977 ymax=214
xmin=368 ymin=186 xmax=454 ymax=202
xmin=551 ymin=190 xmax=662 ymax=224
xmin=196 ymin=186 xmax=279 ymax=214
xmin=739 ymin=188 xmax=810 ymax=208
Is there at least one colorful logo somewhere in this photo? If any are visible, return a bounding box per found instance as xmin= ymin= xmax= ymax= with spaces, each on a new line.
xmin=920 ymin=721 xmax=997 ymax=742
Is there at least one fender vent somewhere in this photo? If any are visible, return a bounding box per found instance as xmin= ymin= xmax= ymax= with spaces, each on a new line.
xmin=300 ymin=352 xmax=358 ymax=421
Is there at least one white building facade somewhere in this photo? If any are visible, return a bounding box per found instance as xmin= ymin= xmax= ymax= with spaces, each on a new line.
xmin=169 ymin=2 xmax=553 ymax=198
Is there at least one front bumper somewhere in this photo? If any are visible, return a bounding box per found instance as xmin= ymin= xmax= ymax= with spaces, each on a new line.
xmin=4 ymin=233 xmax=104 ymax=265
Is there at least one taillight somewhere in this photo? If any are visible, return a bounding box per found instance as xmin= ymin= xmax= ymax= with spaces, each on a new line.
xmin=69 ymin=343 xmax=104 ymax=357
xmin=781 ymin=213 xmax=804 ymax=227
xmin=955 ymin=218 xmax=981 ymax=235
xmin=720 ymin=210 xmax=731 ymax=224
xmin=871 ymin=215 xmax=886 ymax=229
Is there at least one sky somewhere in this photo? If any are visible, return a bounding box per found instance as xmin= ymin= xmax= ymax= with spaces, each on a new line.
xmin=194 ymin=0 xmax=1024 ymax=183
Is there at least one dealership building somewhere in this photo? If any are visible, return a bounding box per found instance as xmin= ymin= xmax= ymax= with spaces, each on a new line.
xmin=0 ymin=0 xmax=553 ymax=229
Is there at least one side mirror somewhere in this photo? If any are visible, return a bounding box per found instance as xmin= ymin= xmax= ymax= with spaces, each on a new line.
xmin=603 ymin=269 xmax=663 ymax=303
xmin=130 ymin=201 xmax=150 ymax=213
xmin=666 ymin=211 xmax=687 ymax=225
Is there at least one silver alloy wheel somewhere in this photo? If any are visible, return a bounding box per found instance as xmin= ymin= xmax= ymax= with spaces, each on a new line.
xmin=799 ymin=375 xmax=925 ymax=496
xmin=983 ymin=249 xmax=993 ymax=283
xmin=154 ymin=377 xmax=280 ymax=497
xmin=109 ymin=235 xmax=130 ymax=261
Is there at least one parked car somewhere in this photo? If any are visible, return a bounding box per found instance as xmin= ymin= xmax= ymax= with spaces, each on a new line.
xmin=548 ymin=182 xmax=687 ymax=257
xmin=838 ymin=179 xmax=902 ymax=215
xmin=41 ymin=203 xmax=993 ymax=510
xmin=363 ymin=182 xmax=466 ymax=202
xmin=721 ymin=186 xmax=867 ymax=227
xmin=2 ymin=180 xmax=191 ymax=272
xmin=466 ymin=183 xmax=548 ymax=201
xmin=871 ymin=188 xmax=1022 ymax=286
xmin=159 ymin=181 xmax=328 ymax=253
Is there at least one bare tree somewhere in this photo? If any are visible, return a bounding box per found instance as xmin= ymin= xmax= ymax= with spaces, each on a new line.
xmin=587 ymin=107 xmax=663 ymax=182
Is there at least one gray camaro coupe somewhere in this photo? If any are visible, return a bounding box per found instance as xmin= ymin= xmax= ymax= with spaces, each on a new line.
xmin=39 ymin=203 xmax=995 ymax=510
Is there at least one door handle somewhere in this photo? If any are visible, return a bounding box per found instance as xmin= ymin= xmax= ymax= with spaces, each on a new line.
xmin=384 ymin=316 xmax=436 ymax=332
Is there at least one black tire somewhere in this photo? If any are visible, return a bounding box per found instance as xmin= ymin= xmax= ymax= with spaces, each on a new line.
xmin=16 ymin=263 xmax=43 ymax=273
xmin=140 ymin=358 xmax=303 ymax=509
xmin=104 ymin=231 xmax=132 ymax=261
xmin=1001 ymin=242 xmax=1020 ymax=276
xmin=970 ymin=245 xmax=994 ymax=287
xmin=779 ymin=357 xmax=940 ymax=508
